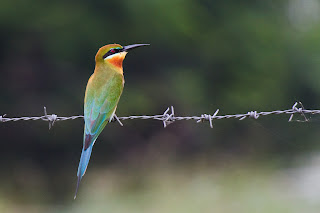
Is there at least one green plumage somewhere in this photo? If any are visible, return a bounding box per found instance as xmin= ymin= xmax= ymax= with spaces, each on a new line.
xmin=84 ymin=69 xmax=124 ymax=144
xmin=74 ymin=44 xmax=125 ymax=199
xmin=74 ymin=43 xmax=149 ymax=199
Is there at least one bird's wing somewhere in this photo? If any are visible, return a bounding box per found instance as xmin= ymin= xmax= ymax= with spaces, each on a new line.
xmin=75 ymin=72 xmax=124 ymax=199
xmin=83 ymin=72 xmax=124 ymax=149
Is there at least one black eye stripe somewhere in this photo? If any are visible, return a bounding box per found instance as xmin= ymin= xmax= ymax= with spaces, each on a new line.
xmin=102 ymin=48 xmax=122 ymax=59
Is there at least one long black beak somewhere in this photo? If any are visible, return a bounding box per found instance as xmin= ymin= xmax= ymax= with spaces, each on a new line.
xmin=123 ymin=44 xmax=150 ymax=52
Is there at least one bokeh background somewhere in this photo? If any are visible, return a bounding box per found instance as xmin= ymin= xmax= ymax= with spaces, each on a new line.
xmin=1 ymin=0 xmax=320 ymax=212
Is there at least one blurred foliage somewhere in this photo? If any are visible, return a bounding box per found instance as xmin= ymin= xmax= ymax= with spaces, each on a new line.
xmin=1 ymin=0 xmax=320 ymax=211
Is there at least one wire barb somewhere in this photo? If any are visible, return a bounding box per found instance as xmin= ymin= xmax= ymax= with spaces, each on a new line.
xmin=0 ymin=102 xmax=317 ymax=128
xmin=197 ymin=109 xmax=219 ymax=128
xmin=43 ymin=107 xmax=58 ymax=130
xmin=0 ymin=114 xmax=6 ymax=122
xmin=239 ymin=111 xmax=260 ymax=120
xmin=288 ymin=102 xmax=309 ymax=122
xmin=113 ymin=114 xmax=123 ymax=126
xmin=162 ymin=106 xmax=175 ymax=128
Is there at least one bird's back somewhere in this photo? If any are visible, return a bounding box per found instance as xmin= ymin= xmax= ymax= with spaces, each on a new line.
xmin=84 ymin=65 xmax=124 ymax=145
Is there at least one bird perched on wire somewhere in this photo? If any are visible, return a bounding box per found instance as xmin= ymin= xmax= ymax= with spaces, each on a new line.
xmin=74 ymin=43 xmax=150 ymax=199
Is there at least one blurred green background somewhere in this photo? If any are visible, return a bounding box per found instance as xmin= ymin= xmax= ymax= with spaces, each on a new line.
xmin=1 ymin=0 xmax=320 ymax=212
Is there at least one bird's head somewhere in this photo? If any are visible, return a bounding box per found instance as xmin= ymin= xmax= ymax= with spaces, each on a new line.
xmin=95 ymin=43 xmax=149 ymax=69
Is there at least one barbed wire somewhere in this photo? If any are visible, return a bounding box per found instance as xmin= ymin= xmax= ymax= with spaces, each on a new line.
xmin=0 ymin=102 xmax=317 ymax=129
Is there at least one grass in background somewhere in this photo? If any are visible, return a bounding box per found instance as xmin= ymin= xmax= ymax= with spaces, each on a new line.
xmin=3 ymin=159 xmax=319 ymax=213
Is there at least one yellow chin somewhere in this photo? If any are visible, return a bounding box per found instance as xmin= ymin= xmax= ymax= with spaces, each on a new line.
xmin=105 ymin=52 xmax=127 ymax=68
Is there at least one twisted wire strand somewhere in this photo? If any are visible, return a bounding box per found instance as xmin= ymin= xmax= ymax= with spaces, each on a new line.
xmin=0 ymin=102 xmax=316 ymax=129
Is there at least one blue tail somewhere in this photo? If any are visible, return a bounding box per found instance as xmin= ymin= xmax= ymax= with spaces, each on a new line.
xmin=74 ymin=143 xmax=94 ymax=199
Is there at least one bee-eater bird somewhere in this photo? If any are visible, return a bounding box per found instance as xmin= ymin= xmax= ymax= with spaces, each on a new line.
xmin=74 ymin=43 xmax=149 ymax=199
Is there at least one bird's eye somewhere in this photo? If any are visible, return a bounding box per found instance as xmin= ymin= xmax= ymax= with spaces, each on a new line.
xmin=103 ymin=47 xmax=122 ymax=59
